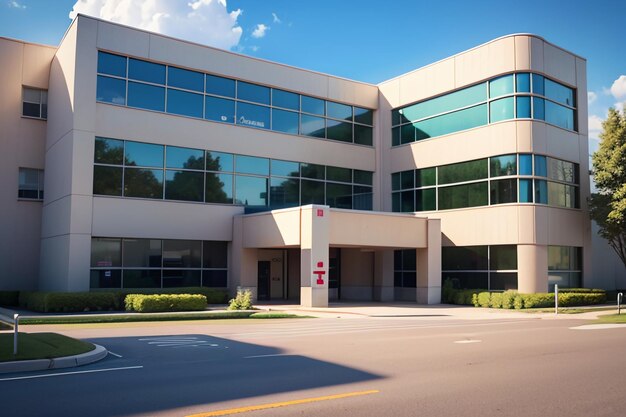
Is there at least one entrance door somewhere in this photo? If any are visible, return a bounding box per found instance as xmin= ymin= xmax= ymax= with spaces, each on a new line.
xmin=257 ymin=261 xmax=271 ymax=301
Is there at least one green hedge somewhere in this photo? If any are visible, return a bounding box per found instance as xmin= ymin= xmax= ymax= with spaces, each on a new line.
xmin=470 ymin=290 xmax=607 ymax=309
xmin=19 ymin=292 xmax=118 ymax=313
xmin=111 ymin=287 xmax=228 ymax=307
xmin=0 ymin=291 xmax=19 ymax=307
xmin=125 ymin=294 xmax=207 ymax=313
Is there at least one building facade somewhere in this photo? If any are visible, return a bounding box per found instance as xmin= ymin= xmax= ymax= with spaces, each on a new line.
xmin=0 ymin=15 xmax=602 ymax=306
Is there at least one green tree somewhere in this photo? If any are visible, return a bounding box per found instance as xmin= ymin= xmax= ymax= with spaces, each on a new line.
xmin=590 ymin=106 xmax=626 ymax=268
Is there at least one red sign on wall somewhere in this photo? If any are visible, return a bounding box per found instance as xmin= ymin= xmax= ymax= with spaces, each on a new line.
xmin=313 ymin=261 xmax=326 ymax=285
xmin=317 ymin=209 xmax=324 ymax=217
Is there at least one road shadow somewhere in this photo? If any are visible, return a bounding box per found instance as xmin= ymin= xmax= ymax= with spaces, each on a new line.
xmin=1 ymin=334 xmax=383 ymax=417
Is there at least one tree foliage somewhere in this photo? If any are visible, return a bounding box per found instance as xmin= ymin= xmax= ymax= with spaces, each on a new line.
xmin=590 ymin=106 xmax=626 ymax=267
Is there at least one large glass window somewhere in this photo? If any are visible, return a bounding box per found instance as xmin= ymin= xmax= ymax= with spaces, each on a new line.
xmin=168 ymin=67 xmax=204 ymax=92
xmin=205 ymin=96 xmax=235 ymax=124
xmin=127 ymin=82 xmax=165 ymax=112
xmin=271 ymin=109 xmax=299 ymax=134
xmin=96 ymin=76 xmax=126 ymax=106
xmin=205 ymin=173 xmax=232 ymax=204
xmin=166 ymin=89 xmax=203 ymax=118
xmin=206 ymin=75 xmax=235 ymax=98
xmin=165 ymin=170 xmax=204 ymax=202
xmin=235 ymin=175 xmax=267 ymax=206
xmin=237 ymin=81 xmax=270 ymax=105
xmin=166 ymin=146 xmax=204 ymax=170
xmin=236 ymin=102 xmax=270 ymax=129
xmin=300 ymin=114 xmax=325 ymax=138
xmin=124 ymin=168 xmax=163 ymax=199
xmin=125 ymin=142 xmax=164 ymax=167
xmin=548 ymin=246 xmax=582 ymax=289
xmin=128 ymin=58 xmax=165 ymax=84
xmin=272 ymin=89 xmax=299 ymax=110
xmin=439 ymin=159 xmax=487 ymax=184
xmin=22 ymin=87 xmax=48 ymax=119
xmin=442 ymin=245 xmax=517 ymax=290
xmin=18 ymin=168 xmax=44 ymax=200
xmin=438 ymin=182 xmax=488 ymax=210
xmin=97 ymin=51 xmax=126 ymax=77
xmin=326 ymin=119 xmax=352 ymax=142
xmin=394 ymin=249 xmax=417 ymax=288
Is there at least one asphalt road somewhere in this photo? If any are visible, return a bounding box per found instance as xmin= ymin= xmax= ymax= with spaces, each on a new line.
xmin=1 ymin=316 xmax=625 ymax=417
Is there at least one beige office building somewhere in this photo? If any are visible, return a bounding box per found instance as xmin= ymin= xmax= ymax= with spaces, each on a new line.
xmin=1 ymin=15 xmax=600 ymax=307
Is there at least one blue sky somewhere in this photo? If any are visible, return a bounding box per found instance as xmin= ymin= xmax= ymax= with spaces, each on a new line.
xmin=2 ymin=0 xmax=625 ymax=143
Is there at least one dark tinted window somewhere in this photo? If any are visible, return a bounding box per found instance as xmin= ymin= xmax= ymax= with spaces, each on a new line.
xmin=354 ymin=107 xmax=373 ymax=125
xmin=235 ymin=175 xmax=267 ymax=206
xmin=327 ymin=102 xmax=352 ymax=121
xmin=93 ymin=166 xmax=122 ymax=196
xmin=205 ymin=96 xmax=234 ymax=124
xmin=235 ymin=155 xmax=269 ymax=175
xmin=125 ymin=142 xmax=164 ymax=167
xmin=124 ymin=168 xmax=163 ymax=199
xmin=97 ymin=76 xmax=126 ymax=105
xmin=166 ymin=146 xmax=204 ymax=170
xmin=128 ymin=58 xmax=165 ymax=84
xmin=271 ymin=109 xmax=299 ymax=134
xmin=272 ymin=89 xmax=299 ymax=110
xmin=237 ymin=81 xmax=270 ymax=105
xmin=165 ymin=170 xmax=204 ymax=201
xmin=97 ymin=51 xmax=126 ymax=77
xmin=205 ymin=173 xmax=233 ymax=204
xmin=326 ymin=119 xmax=352 ymax=142
xmin=95 ymin=137 xmax=124 ymax=165
xmin=167 ymin=89 xmax=203 ymax=118
xmin=167 ymin=67 xmax=204 ymax=92
xmin=206 ymin=74 xmax=235 ymax=97
xmin=301 ymin=96 xmax=325 ymax=115
xmin=127 ymin=81 xmax=165 ymax=112
xmin=300 ymin=115 xmax=325 ymax=138
xmin=236 ymin=102 xmax=270 ymax=129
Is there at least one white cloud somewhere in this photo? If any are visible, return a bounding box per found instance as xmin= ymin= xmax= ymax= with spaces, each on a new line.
xmin=272 ymin=12 xmax=280 ymax=23
xmin=610 ymin=75 xmax=626 ymax=99
xmin=588 ymin=91 xmax=597 ymax=104
xmin=8 ymin=1 xmax=26 ymax=9
xmin=251 ymin=23 xmax=269 ymax=38
xmin=588 ymin=115 xmax=604 ymax=138
xmin=69 ymin=0 xmax=243 ymax=50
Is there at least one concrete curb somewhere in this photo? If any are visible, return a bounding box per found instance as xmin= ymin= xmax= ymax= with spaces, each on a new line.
xmin=0 ymin=343 xmax=107 ymax=374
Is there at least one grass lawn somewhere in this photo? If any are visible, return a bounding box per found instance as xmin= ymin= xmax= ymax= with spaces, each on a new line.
xmin=595 ymin=313 xmax=626 ymax=324
xmin=0 ymin=332 xmax=95 ymax=362
xmin=19 ymin=311 xmax=310 ymax=325
xmin=521 ymin=306 xmax=617 ymax=314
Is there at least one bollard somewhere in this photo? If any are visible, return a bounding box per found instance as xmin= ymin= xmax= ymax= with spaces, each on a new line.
xmin=619 ymin=293 xmax=623 ymax=315
xmin=554 ymin=285 xmax=559 ymax=316
xmin=13 ymin=313 xmax=19 ymax=355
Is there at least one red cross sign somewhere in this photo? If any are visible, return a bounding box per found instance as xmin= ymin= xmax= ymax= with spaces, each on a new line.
xmin=313 ymin=261 xmax=326 ymax=285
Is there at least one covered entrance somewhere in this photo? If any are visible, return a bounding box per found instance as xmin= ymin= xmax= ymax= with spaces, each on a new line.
xmin=232 ymin=205 xmax=441 ymax=307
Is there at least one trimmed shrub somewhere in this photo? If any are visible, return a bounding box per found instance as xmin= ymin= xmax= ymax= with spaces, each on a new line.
xmin=501 ymin=291 xmax=517 ymax=309
xmin=558 ymin=288 xmax=606 ymax=294
xmin=476 ymin=292 xmax=491 ymax=308
xmin=111 ymin=287 xmax=228 ymax=308
xmin=489 ymin=292 xmax=503 ymax=308
xmin=18 ymin=291 xmax=118 ymax=313
xmin=521 ymin=293 xmax=554 ymax=308
xmin=0 ymin=291 xmax=20 ymax=307
xmin=513 ymin=294 xmax=525 ymax=309
xmin=559 ymin=292 xmax=606 ymax=307
xmin=125 ymin=294 xmax=207 ymax=313
xmin=228 ymin=289 xmax=253 ymax=310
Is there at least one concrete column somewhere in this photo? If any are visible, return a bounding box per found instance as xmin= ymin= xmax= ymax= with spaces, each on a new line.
xmin=517 ymin=244 xmax=548 ymax=293
xmin=417 ymin=218 xmax=442 ymax=304
xmin=373 ymin=250 xmax=394 ymax=301
xmin=300 ymin=205 xmax=329 ymax=307
xmin=231 ymin=216 xmax=258 ymax=300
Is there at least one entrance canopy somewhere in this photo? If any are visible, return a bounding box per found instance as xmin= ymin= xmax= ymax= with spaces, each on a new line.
xmin=232 ymin=205 xmax=441 ymax=307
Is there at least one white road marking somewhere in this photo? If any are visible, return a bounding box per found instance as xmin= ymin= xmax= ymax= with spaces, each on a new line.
xmin=0 ymin=366 xmax=143 ymax=382
xmin=454 ymin=339 xmax=482 ymax=344
xmin=139 ymin=336 xmax=221 ymax=348
xmin=107 ymin=351 xmax=123 ymax=358
xmin=570 ymin=324 xmax=626 ymax=330
xmin=244 ymin=354 xmax=291 ymax=359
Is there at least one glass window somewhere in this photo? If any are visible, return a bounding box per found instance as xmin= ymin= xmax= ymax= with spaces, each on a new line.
xmin=300 ymin=163 xmax=325 ymax=180
xmin=97 ymin=51 xmax=126 ymax=77
xmin=165 ymin=170 xmax=204 ymax=202
xmin=391 ymin=173 xmax=401 ymax=191
xmin=95 ymin=137 xmax=124 ymax=165
xmin=301 ymin=96 xmax=325 ymax=115
xmin=548 ymin=246 xmax=581 ymax=271
xmin=544 ymin=79 xmax=574 ymax=107
xmin=272 ymin=89 xmax=299 ymax=110
xmin=490 ymin=179 xmax=517 ymax=205
xmin=326 ymin=166 xmax=352 ymax=183
xmin=490 ymin=273 xmax=518 ymax=291
xmin=516 ymin=73 xmax=530 ymax=93
xmin=535 ymin=179 xmax=548 ymax=204
xmin=416 ymin=188 xmax=436 ymax=211
xmin=326 ymin=183 xmax=352 ymax=209
xmin=162 ymin=240 xmax=201 ymax=268
xmin=205 ymin=96 xmax=235 ymax=124
xmin=519 ymin=154 xmax=533 ymax=175
xmin=442 ymin=246 xmax=488 ymax=270
xmin=271 ymin=160 xmax=299 ymax=177
xmin=203 ymin=270 xmax=227 ymax=287
xmin=123 ymin=270 xmax=161 ymax=288
xmin=166 ymin=89 xmax=203 ymax=118
xmin=206 ymin=151 xmax=233 ymax=172
xmin=519 ymin=179 xmax=533 ymax=203
xmin=353 ymin=186 xmax=373 ymax=210
xmin=490 ymin=154 xmax=517 ymax=177
xmin=532 ymin=74 xmax=544 ymax=96
xmin=128 ymin=58 xmax=165 ymax=84
xmin=400 ymin=170 xmax=414 ymax=190
xmin=163 ymin=270 xmax=201 ymax=287
xmin=91 ymin=237 xmax=121 ymax=267
xmin=399 ymin=83 xmax=487 ymax=123
xmin=400 ymin=124 xmax=416 ymax=144
xmin=203 ymin=241 xmax=227 ymax=268
xmin=408 ymin=104 xmax=488 ymax=140
xmin=354 ymin=107 xmax=373 ymax=125
xmin=545 ymin=101 xmax=575 ymax=130
xmin=326 ymin=119 xmax=353 ymax=142
xmin=125 ymin=142 xmax=164 ymax=167
xmin=97 ymin=76 xmax=126 ymax=105
xmin=534 ymin=155 xmax=547 ymax=177
xmin=18 ymin=168 xmax=44 ymax=199
xmin=441 ymin=271 xmax=488 ymax=290
xmin=516 ymin=96 xmax=531 ymax=118
xmin=392 ymin=192 xmax=401 ymax=212
xmin=237 ymin=81 xmax=270 ymax=105
xmin=401 ymin=190 xmax=414 ymax=212
xmin=438 ymin=182 xmax=488 ymax=210
xmin=236 ymin=102 xmax=270 ymax=129
xmin=166 ymin=146 xmax=204 ymax=170
xmin=90 ymin=269 xmax=122 ymax=289
xmin=270 ymin=177 xmax=299 ymax=207
xmin=489 ymin=74 xmax=514 ymax=98
xmin=167 ymin=67 xmax=203 ymax=92
xmin=548 ymin=182 xmax=577 ymax=208
xmin=533 ymin=97 xmax=545 ymax=120
xmin=301 ymin=179 xmax=324 ymax=204
xmin=235 ymin=175 xmax=267 ymax=206
xmin=271 ymin=109 xmax=299 ymax=134
xmin=490 ymin=97 xmax=514 ymax=122
xmin=300 ymin=114 xmax=325 ymax=137
xmin=490 ymin=245 xmax=517 ymax=270
xmin=416 ymin=168 xmax=436 ymax=187
xmin=354 ymin=170 xmax=373 ymax=185
xmin=205 ymin=172 xmax=233 ymax=204
xmin=124 ymin=168 xmax=163 ymax=199
xmin=392 ymin=127 xmax=400 ymax=146
xmin=206 ymin=74 xmax=235 ymax=97
xmin=438 ymin=159 xmax=487 ymax=184
xmin=327 ymin=102 xmax=352 ymax=121
xmin=93 ymin=166 xmax=122 ymax=196
xmin=123 ymin=239 xmax=162 ymax=268
xmin=547 ymin=158 xmax=576 ymax=183
xmin=127 ymin=81 xmax=165 ymax=112
xmin=235 ymin=155 xmax=269 ymax=175
xmin=354 ymin=125 xmax=373 ymax=146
